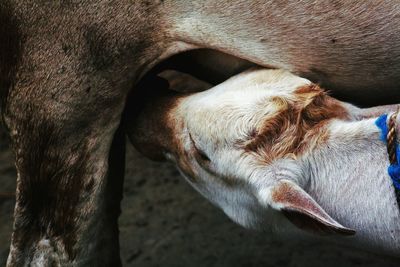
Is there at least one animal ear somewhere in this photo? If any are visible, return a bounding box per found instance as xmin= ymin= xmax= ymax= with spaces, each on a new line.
xmin=264 ymin=180 xmax=355 ymax=236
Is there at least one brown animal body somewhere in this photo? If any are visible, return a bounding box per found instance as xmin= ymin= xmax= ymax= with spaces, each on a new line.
xmin=1 ymin=1 xmax=400 ymax=266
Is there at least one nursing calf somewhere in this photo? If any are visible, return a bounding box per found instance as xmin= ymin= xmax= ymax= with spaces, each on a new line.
xmin=129 ymin=69 xmax=400 ymax=254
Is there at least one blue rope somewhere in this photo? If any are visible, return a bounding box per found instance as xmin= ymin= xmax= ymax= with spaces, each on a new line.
xmin=375 ymin=114 xmax=400 ymax=191
xmin=375 ymin=114 xmax=388 ymax=142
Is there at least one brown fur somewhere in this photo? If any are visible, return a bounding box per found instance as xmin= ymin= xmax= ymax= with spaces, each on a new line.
xmin=13 ymin=122 xmax=90 ymax=260
xmin=0 ymin=1 xmax=22 ymax=121
xmin=126 ymin=76 xmax=185 ymax=162
xmin=240 ymin=84 xmax=349 ymax=162
xmin=2 ymin=1 xmax=167 ymax=265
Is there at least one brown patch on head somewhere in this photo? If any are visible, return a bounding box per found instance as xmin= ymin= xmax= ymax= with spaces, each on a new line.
xmin=294 ymin=84 xmax=349 ymax=120
xmin=240 ymin=84 xmax=349 ymax=162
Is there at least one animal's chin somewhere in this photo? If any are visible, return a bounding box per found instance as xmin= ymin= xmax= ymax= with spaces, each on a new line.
xmin=220 ymin=207 xmax=268 ymax=230
xmin=224 ymin=205 xmax=299 ymax=234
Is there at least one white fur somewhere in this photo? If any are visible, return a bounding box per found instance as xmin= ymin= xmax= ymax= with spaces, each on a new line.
xmin=161 ymin=69 xmax=400 ymax=254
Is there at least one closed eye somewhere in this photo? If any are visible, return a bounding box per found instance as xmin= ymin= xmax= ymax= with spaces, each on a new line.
xmin=197 ymin=148 xmax=211 ymax=162
xmin=189 ymin=133 xmax=211 ymax=162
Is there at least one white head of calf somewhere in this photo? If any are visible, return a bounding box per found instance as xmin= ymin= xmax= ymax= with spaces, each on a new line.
xmin=129 ymin=69 xmax=400 ymax=254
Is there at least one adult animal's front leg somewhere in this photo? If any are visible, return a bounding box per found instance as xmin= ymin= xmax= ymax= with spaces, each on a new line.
xmin=3 ymin=73 xmax=127 ymax=266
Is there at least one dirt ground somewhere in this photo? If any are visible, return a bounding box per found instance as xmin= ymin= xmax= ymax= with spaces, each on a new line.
xmin=0 ymin=124 xmax=399 ymax=267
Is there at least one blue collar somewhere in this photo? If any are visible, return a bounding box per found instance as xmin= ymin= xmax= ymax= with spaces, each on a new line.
xmin=375 ymin=114 xmax=400 ymax=194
